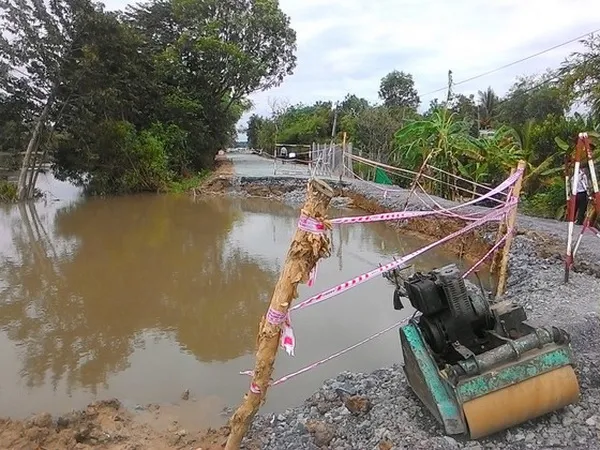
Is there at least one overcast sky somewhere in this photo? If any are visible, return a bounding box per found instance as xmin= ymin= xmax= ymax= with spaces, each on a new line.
xmin=104 ymin=0 xmax=600 ymax=137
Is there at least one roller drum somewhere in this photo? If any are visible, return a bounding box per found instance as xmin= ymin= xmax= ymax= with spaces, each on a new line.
xmin=463 ymin=365 xmax=580 ymax=439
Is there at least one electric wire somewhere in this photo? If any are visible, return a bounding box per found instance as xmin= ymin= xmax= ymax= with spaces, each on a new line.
xmin=420 ymin=27 xmax=600 ymax=99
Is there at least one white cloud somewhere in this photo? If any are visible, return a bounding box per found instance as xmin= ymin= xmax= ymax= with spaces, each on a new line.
xmin=242 ymin=0 xmax=600 ymax=123
xmin=100 ymin=0 xmax=600 ymax=137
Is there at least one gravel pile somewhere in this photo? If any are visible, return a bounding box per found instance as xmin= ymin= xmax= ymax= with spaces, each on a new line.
xmin=230 ymin=174 xmax=600 ymax=450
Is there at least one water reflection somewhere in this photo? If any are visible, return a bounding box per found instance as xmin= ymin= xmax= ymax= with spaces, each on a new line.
xmin=0 ymin=193 xmax=278 ymax=400
xmin=0 ymin=176 xmax=480 ymax=421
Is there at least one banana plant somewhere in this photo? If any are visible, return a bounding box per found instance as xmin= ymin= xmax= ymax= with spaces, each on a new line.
xmin=392 ymin=109 xmax=479 ymax=199
xmin=554 ymin=126 xmax=600 ymax=176
xmin=513 ymin=120 xmax=564 ymax=189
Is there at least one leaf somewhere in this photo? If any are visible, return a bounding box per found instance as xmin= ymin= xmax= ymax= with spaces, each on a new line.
xmin=456 ymin=160 xmax=471 ymax=179
xmin=587 ymin=131 xmax=600 ymax=139
xmin=554 ymin=136 xmax=570 ymax=151
xmin=541 ymin=167 xmax=564 ymax=176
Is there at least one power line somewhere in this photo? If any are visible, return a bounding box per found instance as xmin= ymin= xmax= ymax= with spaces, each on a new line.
xmin=420 ymin=26 xmax=600 ymax=100
xmin=495 ymin=74 xmax=562 ymax=107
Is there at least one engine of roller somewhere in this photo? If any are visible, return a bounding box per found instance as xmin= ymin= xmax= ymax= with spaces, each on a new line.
xmin=390 ymin=263 xmax=581 ymax=439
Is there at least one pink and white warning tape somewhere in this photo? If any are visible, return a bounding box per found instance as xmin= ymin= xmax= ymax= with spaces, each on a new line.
xmin=264 ymin=199 xmax=516 ymax=358
xmin=266 ymin=307 xmax=296 ymax=357
xmin=290 ymin=198 xmax=517 ymax=315
xmin=327 ymin=168 xmax=523 ymax=226
xmin=295 ymin=168 xmax=523 ymax=289
xmin=462 ymin=227 xmax=512 ymax=278
xmin=241 ymin=317 xmax=408 ymax=391
xmin=244 ymin=169 xmax=522 ymax=391
xmin=296 ymin=214 xmax=327 ymax=287
xmin=298 ymin=214 xmax=327 ymax=233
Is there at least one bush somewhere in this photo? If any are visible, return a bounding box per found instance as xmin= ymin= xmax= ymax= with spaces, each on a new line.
xmin=84 ymin=120 xmax=174 ymax=195
xmin=521 ymin=177 xmax=566 ymax=219
xmin=167 ymin=170 xmax=210 ymax=193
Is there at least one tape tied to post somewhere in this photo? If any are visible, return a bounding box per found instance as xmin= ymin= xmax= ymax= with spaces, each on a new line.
xmin=297 ymin=214 xmax=326 ymax=233
xmin=266 ymin=307 xmax=296 ymax=357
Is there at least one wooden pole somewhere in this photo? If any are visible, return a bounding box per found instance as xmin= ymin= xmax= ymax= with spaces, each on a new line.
xmin=490 ymin=167 xmax=516 ymax=277
xmin=340 ymin=132 xmax=347 ymax=182
xmin=403 ymin=149 xmax=435 ymax=211
xmin=225 ymin=178 xmax=335 ymax=450
xmin=495 ymin=160 xmax=526 ymax=298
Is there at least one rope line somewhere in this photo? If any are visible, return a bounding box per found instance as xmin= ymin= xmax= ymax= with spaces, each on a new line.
xmin=349 ymin=154 xmax=506 ymax=203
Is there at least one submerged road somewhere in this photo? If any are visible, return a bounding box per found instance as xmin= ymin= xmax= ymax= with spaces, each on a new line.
xmin=229 ymin=152 xmax=311 ymax=178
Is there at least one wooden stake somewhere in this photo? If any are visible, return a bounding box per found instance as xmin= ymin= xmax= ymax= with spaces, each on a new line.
xmin=403 ymin=149 xmax=435 ymax=211
xmin=340 ymin=132 xmax=347 ymax=182
xmin=495 ymin=160 xmax=526 ymax=298
xmin=225 ymin=178 xmax=335 ymax=450
xmin=490 ymin=167 xmax=516 ymax=277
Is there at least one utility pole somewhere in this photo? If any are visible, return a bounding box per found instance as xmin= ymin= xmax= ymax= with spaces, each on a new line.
xmin=446 ymin=70 xmax=454 ymax=105
xmin=329 ymin=102 xmax=339 ymax=176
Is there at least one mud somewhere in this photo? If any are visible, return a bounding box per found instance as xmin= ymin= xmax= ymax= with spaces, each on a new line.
xmin=0 ymin=399 xmax=232 ymax=450
xmin=340 ymin=187 xmax=495 ymax=262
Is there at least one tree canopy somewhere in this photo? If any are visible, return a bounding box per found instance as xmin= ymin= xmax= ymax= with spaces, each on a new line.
xmin=0 ymin=0 xmax=296 ymax=197
xmin=378 ymin=70 xmax=420 ymax=110
xmin=2 ymin=0 xmax=600 ymax=221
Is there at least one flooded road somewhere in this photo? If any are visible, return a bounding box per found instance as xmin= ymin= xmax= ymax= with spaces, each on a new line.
xmin=0 ymin=173 xmax=479 ymax=428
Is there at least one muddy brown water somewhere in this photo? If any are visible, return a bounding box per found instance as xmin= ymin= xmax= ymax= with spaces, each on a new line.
xmin=0 ymin=173 xmax=487 ymax=430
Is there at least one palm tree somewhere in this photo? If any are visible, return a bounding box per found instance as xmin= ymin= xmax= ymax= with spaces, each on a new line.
xmin=478 ymin=87 xmax=499 ymax=129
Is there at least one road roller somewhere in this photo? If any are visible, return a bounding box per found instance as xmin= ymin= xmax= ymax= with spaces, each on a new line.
xmin=387 ymin=263 xmax=581 ymax=439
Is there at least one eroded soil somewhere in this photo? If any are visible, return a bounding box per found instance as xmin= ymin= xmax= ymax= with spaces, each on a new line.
xmin=0 ymin=399 xmax=233 ymax=450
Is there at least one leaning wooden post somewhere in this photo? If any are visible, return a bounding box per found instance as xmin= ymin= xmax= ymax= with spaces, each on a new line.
xmin=340 ymin=132 xmax=347 ymax=182
xmin=490 ymin=167 xmax=516 ymax=277
xmin=225 ymin=178 xmax=335 ymax=450
xmin=495 ymin=160 xmax=526 ymax=298
xmin=403 ymin=149 xmax=435 ymax=211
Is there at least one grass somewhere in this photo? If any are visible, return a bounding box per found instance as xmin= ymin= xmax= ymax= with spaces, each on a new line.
xmin=0 ymin=180 xmax=18 ymax=202
xmin=167 ymin=170 xmax=211 ymax=194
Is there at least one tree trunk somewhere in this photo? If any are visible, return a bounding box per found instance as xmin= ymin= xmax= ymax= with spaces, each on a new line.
xmin=29 ymin=144 xmax=52 ymax=199
xmin=224 ymin=178 xmax=335 ymax=450
xmin=17 ymin=96 xmax=53 ymax=201
xmin=25 ymin=138 xmax=42 ymax=199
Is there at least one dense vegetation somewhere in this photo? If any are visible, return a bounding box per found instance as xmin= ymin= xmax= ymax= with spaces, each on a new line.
xmin=0 ymin=0 xmax=296 ymax=199
xmin=247 ymin=37 xmax=600 ymax=219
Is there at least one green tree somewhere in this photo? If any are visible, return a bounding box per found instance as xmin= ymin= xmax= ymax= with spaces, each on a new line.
xmin=352 ymin=106 xmax=403 ymax=164
xmin=50 ymin=8 xmax=171 ymax=189
xmin=0 ymin=0 xmax=297 ymax=197
xmin=560 ymin=35 xmax=600 ymax=119
xmin=339 ymin=94 xmax=370 ymax=117
xmin=449 ymin=94 xmax=479 ymax=136
xmin=130 ymin=0 xmax=296 ymax=108
xmin=277 ymin=102 xmax=333 ymax=144
xmin=0 ymin=0 xmax=99 ymax=199
xmin=378 ymin=70 xmax=420 ymax=110
xmin=393 ymin=110 xmax=522 ymax=198
xmin=477 ymin=87 xmax=499 ymax=129
xmin=246 ymin=114 xmax=264 ymax=149
xmin=498 ymin=75 xmax=566 ymax=127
